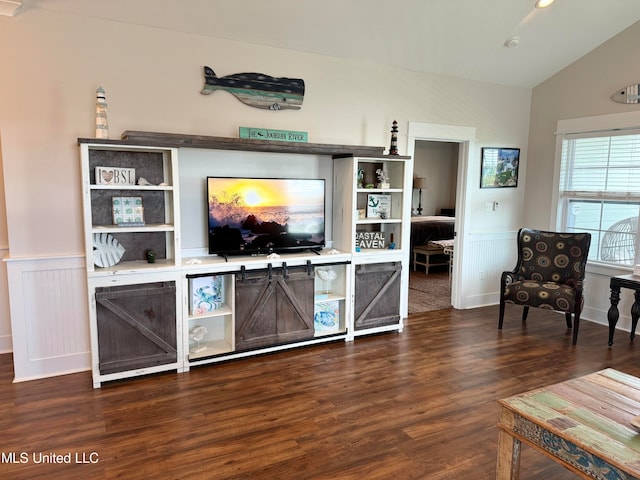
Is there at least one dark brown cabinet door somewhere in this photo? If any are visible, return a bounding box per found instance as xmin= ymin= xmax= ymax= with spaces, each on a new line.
xmin=235 ymin=266 xmax=314 ymax=351
xmin=354 ymin=262 xmax=401 ymax=330
xmin=234 ymin=269 xmax=279 ymax=350
xmin=95 ymin=282 xmax=177 ymax=375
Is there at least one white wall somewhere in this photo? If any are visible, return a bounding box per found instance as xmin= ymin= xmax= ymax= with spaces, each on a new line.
xmin=0 ymin=8 xmax=532 ymax=255
xmin=0 ymin=133 xmax=10 ymax=352
xmin=0 ymin=7 xmax=532 ymax=371
xmin=527 ymin=21 xmax=640 ymax=229
xmin=526 ymin=21 xmax=640 ymax=332
xmin=412 ymin=141 xmax=457 ymax=216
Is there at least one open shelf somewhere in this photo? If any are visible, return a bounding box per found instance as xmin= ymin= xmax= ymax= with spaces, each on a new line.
xmin=189 ymin=339 xmax=233 ymax=359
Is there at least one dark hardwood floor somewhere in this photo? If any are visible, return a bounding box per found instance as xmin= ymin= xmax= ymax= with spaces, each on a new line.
xmin=1 ymin=306 xmax=639 ymax=480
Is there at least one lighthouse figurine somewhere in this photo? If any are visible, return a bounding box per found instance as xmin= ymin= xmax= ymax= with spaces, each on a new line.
xmin=95 ymin=86 xmax=109 ymax=139
xmin=389 ymin=120 xmax=399 ymax=155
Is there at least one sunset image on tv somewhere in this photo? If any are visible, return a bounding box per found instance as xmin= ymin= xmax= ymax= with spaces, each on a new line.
xmin=207 ymin=177 xmax=325 ymax=255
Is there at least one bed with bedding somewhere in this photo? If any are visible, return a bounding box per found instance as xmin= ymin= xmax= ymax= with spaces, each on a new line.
xmin=411 ymin=215 xmax=455 ymax=248
xmin=410 ymin=216 xmax=455 ymax=271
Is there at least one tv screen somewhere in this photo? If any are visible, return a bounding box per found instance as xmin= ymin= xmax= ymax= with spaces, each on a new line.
xmin=207 ymin=177 xmax=326 ymax=256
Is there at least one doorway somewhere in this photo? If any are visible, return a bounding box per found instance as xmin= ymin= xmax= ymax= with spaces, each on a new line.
xmin=408 ymin=140 xmax=458 ymax=313
xmin=405 ymin=122 xmax=476 ymax=311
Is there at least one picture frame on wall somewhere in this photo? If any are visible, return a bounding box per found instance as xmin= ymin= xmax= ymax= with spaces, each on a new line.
xmin=480 ymin=147 xmax=520 ymax=188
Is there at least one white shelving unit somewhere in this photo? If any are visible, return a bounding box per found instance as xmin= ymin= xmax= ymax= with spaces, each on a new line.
xmin=80 ymin=142 xmax=181 ymax=274
xmin=332 ymin=154 xmax=413 ymax=334
xmin=80 ymin=141 xmax=183 ymax=387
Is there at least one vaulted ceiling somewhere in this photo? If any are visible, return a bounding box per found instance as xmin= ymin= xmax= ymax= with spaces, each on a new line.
xmin=10 ymin=0 xmax=640 ymax=88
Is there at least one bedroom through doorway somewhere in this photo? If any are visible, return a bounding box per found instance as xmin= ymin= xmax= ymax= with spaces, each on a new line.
xmin=409 ymin=140 xmax=458 ymax=313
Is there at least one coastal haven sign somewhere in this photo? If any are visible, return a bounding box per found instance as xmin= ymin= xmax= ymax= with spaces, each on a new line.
xmin=355 ymin=231 xmax=386 ymax=249
xmin=239 ymin=127 xmax=308 ymax=143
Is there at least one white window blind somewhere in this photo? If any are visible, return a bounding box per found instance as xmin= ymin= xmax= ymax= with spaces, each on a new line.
xmin=558 ymin=131 xmax=640 ymax=265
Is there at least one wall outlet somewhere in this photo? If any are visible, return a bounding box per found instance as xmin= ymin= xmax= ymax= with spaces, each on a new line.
xmin=485 ymin=202 xmax=493 ymax=212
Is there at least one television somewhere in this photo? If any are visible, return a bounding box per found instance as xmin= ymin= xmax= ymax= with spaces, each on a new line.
xmin=207 ymin=177 xmax=326 ymax=256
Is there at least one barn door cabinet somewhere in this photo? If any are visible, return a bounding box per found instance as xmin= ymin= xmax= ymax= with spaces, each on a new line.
xmin=354 ymin=261 xmax=402 ymax=331
xmin=182 ymin=258 xmax=352 ymax=369
xmin=87 ymin=272 xmax=183 ymax=388
xmin=235 ymin=265 xmax=315 ymax=351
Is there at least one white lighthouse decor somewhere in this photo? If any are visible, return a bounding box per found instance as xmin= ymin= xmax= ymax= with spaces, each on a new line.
xmin=95 ymin=86 xmax=109 ymax=139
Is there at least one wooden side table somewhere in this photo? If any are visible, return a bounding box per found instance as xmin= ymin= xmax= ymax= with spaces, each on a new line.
xmin=607 ymin=274 xmax=640 ymax=346
xmin=497 ymin=369 xmax=640 ymax=480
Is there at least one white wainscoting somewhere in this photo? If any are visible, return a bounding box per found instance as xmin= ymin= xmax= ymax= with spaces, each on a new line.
xmin=4 ymin=255 xmax=90 ymax=382
xmin=458 ymin=231 xmax=627 ymax=340
xmin=459 ymin=231 xmax=518 ymax=309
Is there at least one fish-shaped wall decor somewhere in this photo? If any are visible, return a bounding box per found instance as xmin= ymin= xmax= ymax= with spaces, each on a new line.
xmin=611 ymin=83 xmax=640 ymax=104
xmin=200 ymin=66 xmax=305 ymax=111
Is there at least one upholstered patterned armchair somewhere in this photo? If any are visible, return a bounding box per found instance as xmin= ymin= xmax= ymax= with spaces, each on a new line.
xmin=498 ymin=228 xmax=591 ymax=345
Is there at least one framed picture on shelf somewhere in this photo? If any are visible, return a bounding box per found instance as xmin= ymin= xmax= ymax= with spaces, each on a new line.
xmin=314 ymin=301 xmax=340 ymax=333
xmin=366 ymin=193 xmax=391 ymax=218
xmin=112 ymin=196 xmax=144 ymax=226
xmin=480 ymin=147 xmax=520 ymax=188
xmin=190 ymin=275 xmax=224 ymax=316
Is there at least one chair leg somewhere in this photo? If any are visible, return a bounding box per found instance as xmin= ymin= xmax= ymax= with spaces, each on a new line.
xmin=522 ymin=306 xmax=529 ymax=321
xmin=565 ymin=313 xmax=572 ymax=329
xmin=499 ymin=301 xmax=505 ymax=330
xmin=572 ymin=313 xmax=580 ymax=345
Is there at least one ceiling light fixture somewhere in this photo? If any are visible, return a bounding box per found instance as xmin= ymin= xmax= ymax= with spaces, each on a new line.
xmin=535 ymin=0 xmax=555 ymax=8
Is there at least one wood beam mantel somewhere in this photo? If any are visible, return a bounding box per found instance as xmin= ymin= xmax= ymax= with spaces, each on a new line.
xmin=78 ymin=130 xmax=386 ymax=158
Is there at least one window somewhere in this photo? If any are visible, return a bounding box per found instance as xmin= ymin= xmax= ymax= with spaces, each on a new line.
xmin=558 ymin=132 xmax=640 ymax=265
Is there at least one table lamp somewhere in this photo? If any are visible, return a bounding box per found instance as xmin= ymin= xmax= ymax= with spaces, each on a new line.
xmin=414 ymin=177 xmax=427 ymax=215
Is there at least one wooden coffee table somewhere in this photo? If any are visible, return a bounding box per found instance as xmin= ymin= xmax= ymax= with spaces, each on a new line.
xmin=496 ymin=369 xmax=640 ymax=479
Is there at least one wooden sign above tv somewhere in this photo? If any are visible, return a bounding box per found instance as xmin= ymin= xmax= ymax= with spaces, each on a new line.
xmin=239 ymin=127 xmax=308 ymax=143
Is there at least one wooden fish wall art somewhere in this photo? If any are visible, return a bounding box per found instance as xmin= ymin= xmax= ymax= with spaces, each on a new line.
xmin=200 ymin=66 xmax=305 ymax=111
xmin=611 ymin=83 xmax=640 ymax=104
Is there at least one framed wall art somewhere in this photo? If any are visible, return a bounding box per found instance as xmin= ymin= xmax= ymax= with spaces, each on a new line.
xmin=480 ymin=147 xmax=520 ymax=188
